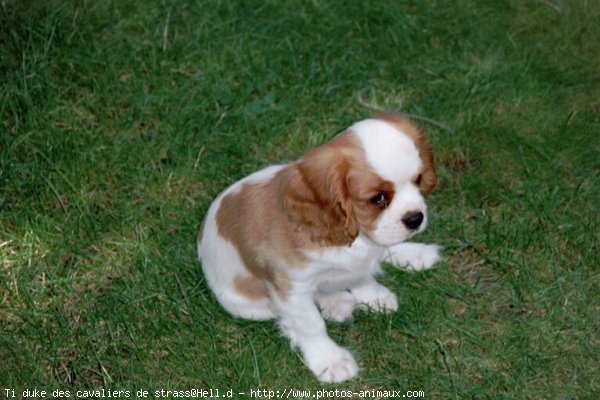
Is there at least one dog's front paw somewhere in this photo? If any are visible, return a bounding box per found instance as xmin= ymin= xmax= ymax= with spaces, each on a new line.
xmin=308 ymin=345 xmax=359 ymax=383
xmin=405 ymin=244 xmax=441 ymax=271
xmin=352 ymin=284 xmax=398 ymax=313
xmin=316 ymin=291 xmax=356 ymax=322
xmin=386 ymin=243 xmax=442 ymax=272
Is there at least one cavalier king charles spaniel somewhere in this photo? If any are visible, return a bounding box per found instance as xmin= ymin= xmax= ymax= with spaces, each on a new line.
xmin=197 ymin=113 xmax=441 ymax=382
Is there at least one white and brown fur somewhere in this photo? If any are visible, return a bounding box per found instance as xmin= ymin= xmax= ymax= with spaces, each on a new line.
xmin=197 ymin=113 xmax=441 ymax=382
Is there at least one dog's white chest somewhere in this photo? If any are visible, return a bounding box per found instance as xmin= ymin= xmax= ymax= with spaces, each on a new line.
xmin=300 ymin=235 xmax=385 ymax=291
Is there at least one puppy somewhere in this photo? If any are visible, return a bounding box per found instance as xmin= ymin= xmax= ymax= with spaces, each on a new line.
xmin=197 ymin=113 xmax=441 ymax=382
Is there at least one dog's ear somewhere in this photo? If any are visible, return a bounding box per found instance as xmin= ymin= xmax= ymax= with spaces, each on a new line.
xmin=416 ymin=135 xmax=437 ymax=195
xmin=282 ymin=133 xmax=358 ymax=246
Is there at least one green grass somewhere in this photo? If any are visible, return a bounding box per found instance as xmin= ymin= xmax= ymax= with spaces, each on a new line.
xmin=1 ymin=0 xmax=598 ymax=398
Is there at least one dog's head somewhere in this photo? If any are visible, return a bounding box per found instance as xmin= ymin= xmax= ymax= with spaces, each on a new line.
xmin=284 ymin=113 xmax=437 ymax=247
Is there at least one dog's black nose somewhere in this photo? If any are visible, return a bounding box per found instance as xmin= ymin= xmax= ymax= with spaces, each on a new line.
xmin=402 ymin=211 xmax=424 ymax=230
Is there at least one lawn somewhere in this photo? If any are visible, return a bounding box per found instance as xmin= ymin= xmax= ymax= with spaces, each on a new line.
xmin=1 ymin=0 xmax=598 ymax=398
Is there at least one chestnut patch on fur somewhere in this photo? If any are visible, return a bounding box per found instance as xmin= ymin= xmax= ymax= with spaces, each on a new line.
xmin=234 ymin=275 xmax=268 ymax=300
xmin=344 ymin=166 xmax=395 ymax=236
xmin=215 ymin=173 xmax=306 ymax=299
xmin=282 ymin=132 xmax=362 ymax=246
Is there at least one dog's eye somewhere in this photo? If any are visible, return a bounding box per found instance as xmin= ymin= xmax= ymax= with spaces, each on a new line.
xmin=369 ymin=191 xmax=389 ymax=209
xmin=414 ymin=174 xmax=423 ymax=186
